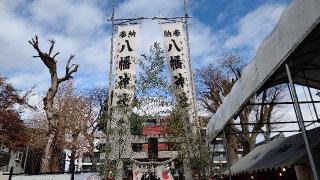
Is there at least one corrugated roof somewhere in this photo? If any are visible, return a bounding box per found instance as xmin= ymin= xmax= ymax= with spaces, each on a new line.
xmin=229 ymin=127 xmax=320 ymax=175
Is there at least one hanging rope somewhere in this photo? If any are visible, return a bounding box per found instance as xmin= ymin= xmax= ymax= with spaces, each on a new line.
xmin=131 ymin=156 xmax=177 ymax=166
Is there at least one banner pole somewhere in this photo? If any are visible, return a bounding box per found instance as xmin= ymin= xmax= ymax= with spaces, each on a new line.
xmin=183 ymin=0 xmax=194 ymax=106
xmin=184 ymin=0 xmax=198 ymax=123
xmin=107 ymin=1 xmax=115 ymax=115
xmin=106 ymin=0 xmax=115 ymax=177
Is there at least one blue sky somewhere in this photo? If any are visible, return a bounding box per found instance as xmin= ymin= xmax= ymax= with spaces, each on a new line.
xmin=0 ymin=0 xmax=291 ymax=94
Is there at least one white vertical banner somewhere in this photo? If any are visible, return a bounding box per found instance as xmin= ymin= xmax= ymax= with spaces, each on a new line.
xmin=161 ymin=23 xmax=196 ymax=179
xmin=161 ymin=22 xmax=193 ymax=108
xmin=110 ymin=25 xmax=139 ymax=160
xmin=113 ymin=24 xmax=139 ymax=107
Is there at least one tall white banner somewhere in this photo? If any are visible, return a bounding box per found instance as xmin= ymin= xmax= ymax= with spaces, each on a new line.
xmin=110 ymin=25 xmax=139 ymax=161
xmin=161 ymin=22 xmax=193 ymax=107
xmin=162 ymin=24 xmax=197 ymax=177
xmin=113 ymin=25 xmax=139 ymax=107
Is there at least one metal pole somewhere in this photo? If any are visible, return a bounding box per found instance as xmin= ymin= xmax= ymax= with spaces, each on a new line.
xmin=71 ymin=163 xmax=75 ymax=180
xmin=285 ymin=64 xmax=319 ymax=180
xmin=9 ymin=167 xmax=13 ymax=180
xmin=183 ymin=0 xmax=197 ymax=121
xmin=223 ymin=130 xmax=232 ymax=180
xmin=23 ymin=145 xmax=29 ymax=172
xmin=249 ymin=100 xmax=320 ymax=106
xmin=107 ymin=16 xmax=191 ymax=21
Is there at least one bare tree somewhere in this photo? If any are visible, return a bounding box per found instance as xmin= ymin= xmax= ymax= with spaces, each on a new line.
xmin=197 ymin=53 xmax=285 ymax=165
xmin=29 ymin=35 xmax=79 ymax=172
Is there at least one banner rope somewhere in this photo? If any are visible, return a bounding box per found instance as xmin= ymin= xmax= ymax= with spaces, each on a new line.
xmin=130 ymin=156 xmax=177 ymax=166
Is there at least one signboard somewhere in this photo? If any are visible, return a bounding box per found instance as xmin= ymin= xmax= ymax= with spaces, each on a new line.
xmin=112 ymin=25 xmax=139 ymax=107
xmin=110 ymin=24 xmax=139 ymax=159
xmin=161 ymin=22 xmax=194 ymax=114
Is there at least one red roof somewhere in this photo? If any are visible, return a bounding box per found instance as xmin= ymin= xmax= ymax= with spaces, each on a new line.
xmin=142 ymin=125 xmax=167 ymax=136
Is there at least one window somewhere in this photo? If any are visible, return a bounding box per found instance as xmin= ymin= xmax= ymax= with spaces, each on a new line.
xmin=97 ymin=143 xmax=106 ymax=151
xmin=82 ymin=154 xmax=92 ymax=163
xmin=0 ymin=143 xmax=9 ymax=153
xmin=82 ymin=165 xmax=93 ymax=172
xmin=145 ymin=119 xmax=157 ymax=125
xmin=15 ymin=151 xmax=23 ymax=161
xmin=132 ymin=143 xmax=143 ymax=152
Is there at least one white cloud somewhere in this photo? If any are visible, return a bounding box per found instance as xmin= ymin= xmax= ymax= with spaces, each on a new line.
xmin=216 ymin=12 xmax=227 ymax=23
xmin=28 ymin=0 xmax=104 ymax=36
xmin=0 ymin=0 xmax=288 ymax=97
xmin=116 ymin=0 xmax=183 ymax=18
xmin=8 ymin=71 xmax=50 ymax=91
xmin=189 ymin=19 xmax=222 ymax=65
xmin=224 ymin=3 xmax=286 ymax=50
xmin=0 ymin=0 xmax=110 ymax=92
xmin=114 ymin=0 xmax=184 ymax=53
xmin=114 ymin=0 xmax=222 ymax=66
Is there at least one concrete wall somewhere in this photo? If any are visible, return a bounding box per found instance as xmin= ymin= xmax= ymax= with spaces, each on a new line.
xmin=11 ymin=173 xmax=100 ymax=180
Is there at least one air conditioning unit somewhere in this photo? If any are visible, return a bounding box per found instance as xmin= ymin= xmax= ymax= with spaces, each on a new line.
xmin=15 ymin=151 xmax=23 ymax=161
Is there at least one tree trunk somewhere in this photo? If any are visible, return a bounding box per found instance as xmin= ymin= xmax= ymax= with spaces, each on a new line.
xmin=50 ymin=127 xmax=65 ymax=172
xmin=249 ymin=135 xmax=257 ymax=151
xmin=226 ymin=132 xmax=239 ymax=166
xmin=225 ymin=125 xmax=239 ymax=166
xmin=241 ymin=138 xmax=250 ymax=156
xmin=69 ymin=150 xmax=76 ymax=180
xmin=50 ymin=145 xmax=61 ymax=172
xmin=242 ymin=136 xmax=257 ymax=156
xmin=41 ymin=132 xmax=54 ymax=172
